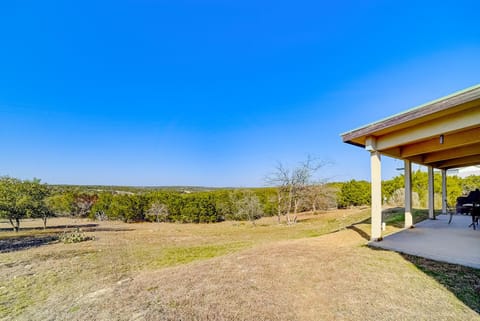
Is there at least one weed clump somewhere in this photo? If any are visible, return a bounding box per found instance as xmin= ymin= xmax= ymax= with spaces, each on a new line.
xmin=59 ymin=228 xmax=95 ymax=244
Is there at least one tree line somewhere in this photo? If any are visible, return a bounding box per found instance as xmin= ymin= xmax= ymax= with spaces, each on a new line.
xmin=1 ymin=169 xmax=479 ymax=231
xmin=337 ymin=170 xmax=480 ymax=209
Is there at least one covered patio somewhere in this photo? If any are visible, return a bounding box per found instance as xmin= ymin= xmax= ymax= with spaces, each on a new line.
xmin=341 ymin=84 xmax=480 ymax=265
xmin=370 ymin=214 xmax=480 ymax=268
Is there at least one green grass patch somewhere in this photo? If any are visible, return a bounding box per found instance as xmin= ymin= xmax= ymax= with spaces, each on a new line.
xmin=153 ymin=242 xmax=251 ymax=268
xmin=383 ymin=207 xmax=434 ymax=228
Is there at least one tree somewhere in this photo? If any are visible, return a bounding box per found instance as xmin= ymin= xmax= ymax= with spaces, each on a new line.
xmin=0 ymin=177 xmax=51 ymax=231
xmin=461 ymin=175 xmax=480 ymax=194
xmin=146 ymin=202 xmax=169 ymax=222
xmin=107 ymin=194 xmax=147 ymax=222
xmin=46 ymin=191 xmax=98 ymax=218
xmin=266 ymin=156 xmax=327 ymax=224
xmin=46 ymin=193 xmax=73 ymax=217
xmin=89 ymin=192 xmax=114 ymax=220
xmin=337 ymin=180 xmax=371 ymax=208
xmin=303 ymin=183 xmax=337 ymax=213
xmin=26 ymin=180 xmax=52 ymax=229
xmin=229 ymin=190 xmax=264 ymax=225
xmin=71 ymin=193 xmax=98 ymax=217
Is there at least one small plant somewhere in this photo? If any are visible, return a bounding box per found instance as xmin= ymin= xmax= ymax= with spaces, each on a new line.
xmin=95 ymin=211 xmax=108 ymax=221
xmin=59 ymin=228 xmax=95 ymax=244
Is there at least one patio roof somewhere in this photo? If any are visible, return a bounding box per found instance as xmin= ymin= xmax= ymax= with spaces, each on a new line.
xmin=341 ymin=84 xmax=480 ymax=169
xmin=341 ymin=84 xmax=480 ymax=241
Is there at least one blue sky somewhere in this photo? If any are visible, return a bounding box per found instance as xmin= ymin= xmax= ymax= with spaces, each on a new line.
xmin=0 ymin=1 xmax=479 ymax=186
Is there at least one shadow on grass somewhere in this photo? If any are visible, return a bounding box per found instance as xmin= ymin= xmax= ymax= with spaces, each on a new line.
xmin=0 ymin=225 xmax=134 ymax=253
xmin=0 ymin=224 xmax=134 ymax=233
xmin=334 ymin=207 xmax=435 ymax=241
xmin=80 ymin=227 xmax=134 ymax=232
xmin=346 ymin=225 xmax=370 ymax=241
xmin=400 ymin=253 xmax=480 ymax=314
xmin=0 ymin=223 xmax=99 ymax=232
xmin=0 ymin=234 xmax=59 ymax=253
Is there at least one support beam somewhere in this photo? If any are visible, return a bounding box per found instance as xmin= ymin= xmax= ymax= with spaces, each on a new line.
xmin=441 ymin=169 xmax=447 ymax=214
xmin=428 ymin=166 xmax=435 ymax=219
xmin=404 ymin=160 xmax=413 ymax=228
xmin=401 ymin=126 xmax=480 ymax=158
xmin=423 ymin=142 xmax=480 ymax=164
xmin=370 ymin=151 xmax=382 ymax=241
xmin=375 ymin=109 xmax=480 ymax=151
xmin=434 ymin=154 xmax=480 ymax=169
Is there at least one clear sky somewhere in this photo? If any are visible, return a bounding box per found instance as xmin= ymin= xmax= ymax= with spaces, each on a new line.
xmin=0 ymin=1 xmax=479 ymax=187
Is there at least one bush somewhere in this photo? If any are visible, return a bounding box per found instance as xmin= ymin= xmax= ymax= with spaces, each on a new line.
xmin=59 ymin=228 xmax=95 ymax=244
xmin=337 ymin=180 xmax=371 ymax=208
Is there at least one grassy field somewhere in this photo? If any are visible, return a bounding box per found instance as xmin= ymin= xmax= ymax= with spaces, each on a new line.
xmin=1 ymin=208 xmax=479 ymax=320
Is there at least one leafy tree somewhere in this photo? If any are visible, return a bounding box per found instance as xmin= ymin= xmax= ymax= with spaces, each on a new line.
xmin=252 ymin=188 xmax=278 ymax=216
xmin=0 ymin=177 xmax=51 ymax=231
xmin=445 ymin=175 xmax=463 ymax=207
xmin=214 ymin=190 xmax=233 ymax=221
xmin=461 ymin=175 xmax=480 ymax=194
xmin=46 ymin=193 xmax=73 ymax=216
xmin=26 ymin=180 xmax=52 ymax=229
xmin=108 ymin=194 xmax=147 ymax=222
xmin=90 ymin=192 xmax=114 ymax=220
xmin=178 ymin=193 xmax=219 ymax=223
xmin=337 ymin=180 xmax=371 ymax=208
xmin=382 ymin=175 xmax=404 ymax=203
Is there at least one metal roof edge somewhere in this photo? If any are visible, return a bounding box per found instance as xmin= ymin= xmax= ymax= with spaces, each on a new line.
xmin=340 ymin=83 xmax=480 ymax=138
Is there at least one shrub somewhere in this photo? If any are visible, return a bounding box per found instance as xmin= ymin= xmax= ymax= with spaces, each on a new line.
xmin=59 ymin=228 xmax=94 ymax=244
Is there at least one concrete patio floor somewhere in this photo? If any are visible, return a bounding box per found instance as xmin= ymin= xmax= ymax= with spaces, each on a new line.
xmin=369 ymin=214 xmax=480 ymax=269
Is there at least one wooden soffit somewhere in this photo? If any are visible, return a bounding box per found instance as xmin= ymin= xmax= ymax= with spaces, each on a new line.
xmin=341 ymin=84 xmax=480 ymax=169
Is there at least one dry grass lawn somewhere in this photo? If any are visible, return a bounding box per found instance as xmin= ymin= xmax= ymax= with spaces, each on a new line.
xmin=1 ymin=209 xmax=479 ymax=321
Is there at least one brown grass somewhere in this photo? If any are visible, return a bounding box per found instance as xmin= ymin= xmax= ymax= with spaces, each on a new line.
xmin=1 ymin=209 xmax=479 ymax=321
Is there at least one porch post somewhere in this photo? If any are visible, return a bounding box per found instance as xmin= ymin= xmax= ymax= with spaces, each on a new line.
xmin=441 ymin=169 xmax=447 ymax=214
xmin=428 ymin=166 xmax=435 ymax=219
xmin=404 ymin=160 xmax=413 ymax=228
xmin=370 ymin=151 xmax=382 ymax=241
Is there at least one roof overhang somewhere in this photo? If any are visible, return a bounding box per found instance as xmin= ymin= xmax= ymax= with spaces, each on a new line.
xmin=341 ymin=84 xmax=480 ymax=170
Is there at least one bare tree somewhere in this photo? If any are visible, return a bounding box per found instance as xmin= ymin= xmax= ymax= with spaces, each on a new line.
xmin=230 ymin=190 xmax=264 ymax=225
xmin=146 ymin=202 xmax=169 ymax=222
xmin=266 ymin=156 xmax=328 ymax=224
xmin=303 ymin=183 xmax=337 ymax=213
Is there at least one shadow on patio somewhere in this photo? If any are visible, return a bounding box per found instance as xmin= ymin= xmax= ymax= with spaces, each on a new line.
xmin=369 ymin=214 xmax=480 ymax=269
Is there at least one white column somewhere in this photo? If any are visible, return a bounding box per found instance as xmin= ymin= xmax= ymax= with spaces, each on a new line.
xmin=370 ymin=151 xmax=382 ymax=241
xmin=441 ymin=169 xmax=447 ymax=214
xmin=428 ymin=166 xmax=435 ymax=219
xmin=404 ymin=160 xmax=413 ymax=228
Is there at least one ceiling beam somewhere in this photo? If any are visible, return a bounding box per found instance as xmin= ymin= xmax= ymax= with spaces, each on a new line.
xmin=380 ymin=147 xmax=401 ymax=158
xmin=400 ymin=126 xmax=480 ymax=158
xmin=375 ymin=107 xmax=480 ymax=151
xmin=423 ymin=143 xmax=480 ymax=164
xmin=434 ymin=155 xmax=480 ymax=169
